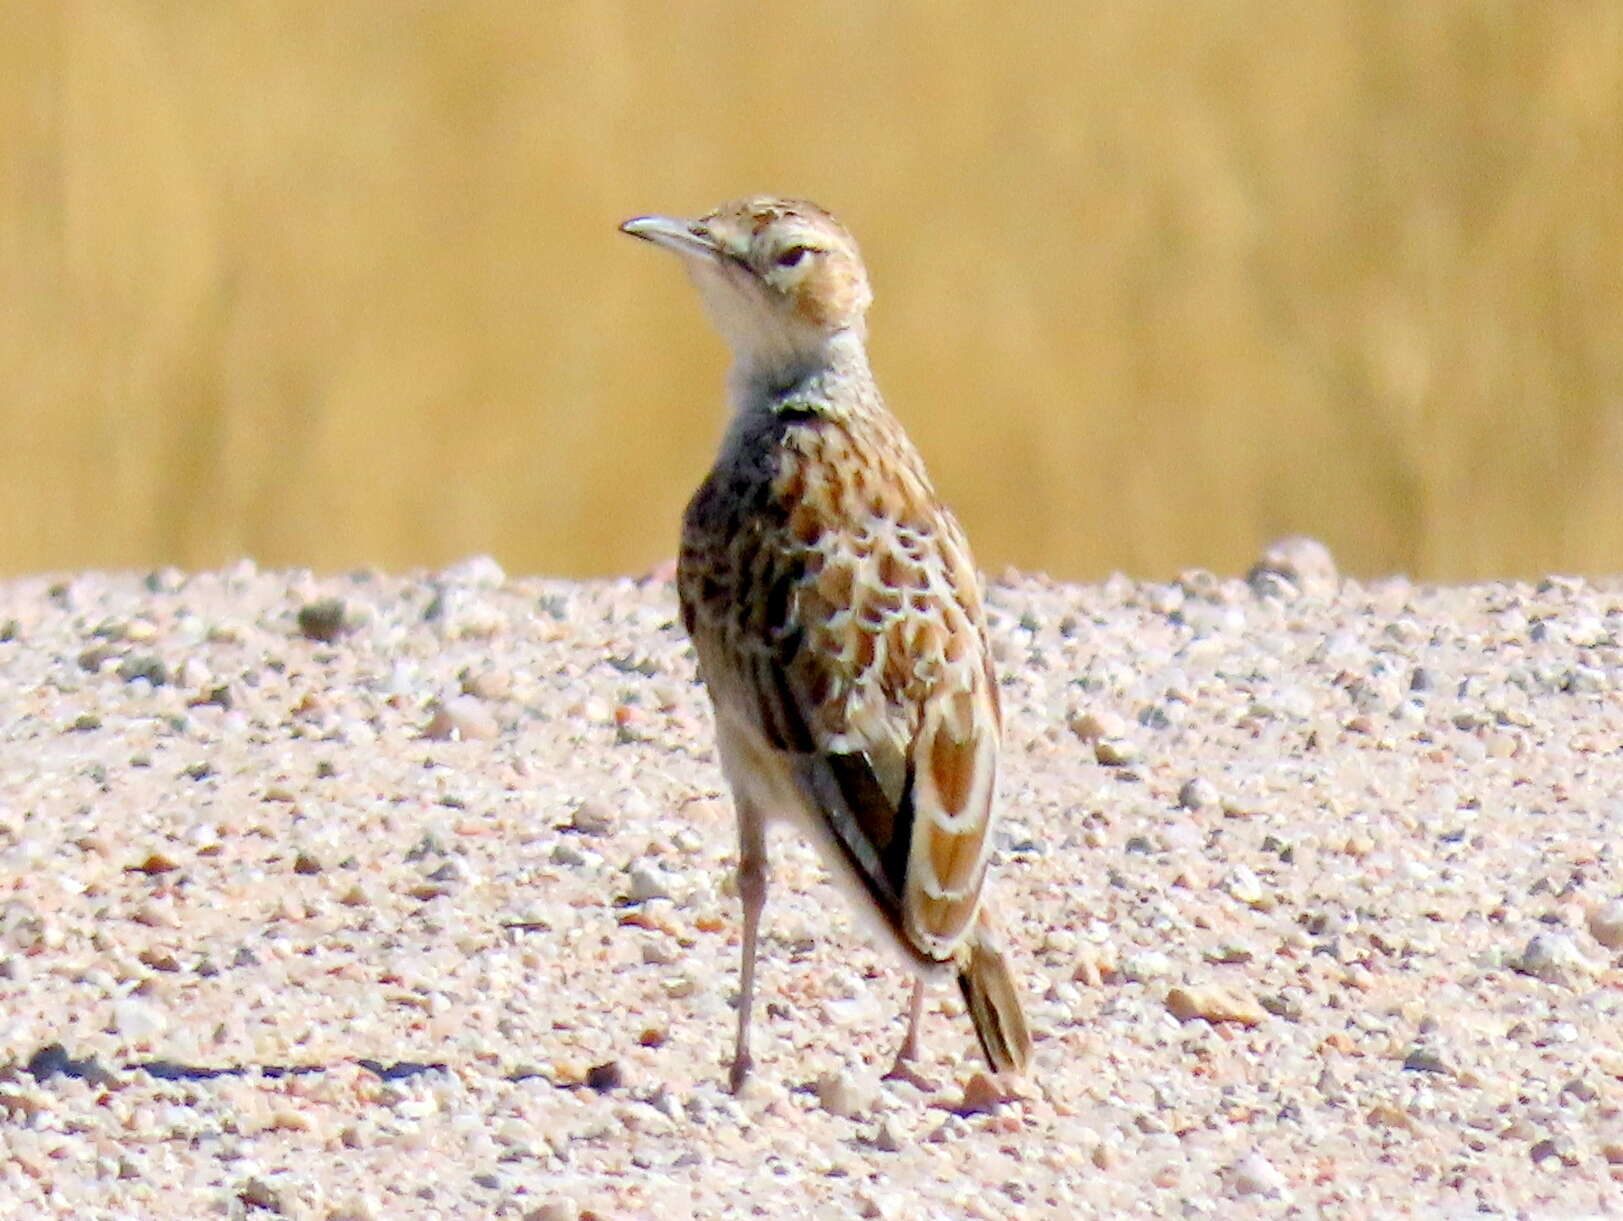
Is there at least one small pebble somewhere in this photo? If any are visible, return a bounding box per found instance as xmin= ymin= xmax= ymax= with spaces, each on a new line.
xmin=1166 ymin=985 xmax=1267 ymax=1027
xmin=296 ymin=598 xmax=350 ymax=642
xmin=423 ymin=696 xmax=500 ymax=742
xmin=627 ymin=859 xmax=672 ymax=902
xmin=1260 ymin=990 xmax=1305 ymax=1021
xmin=569 ymin=799 xmax=614 ymax=836
xmin=1512 ymin=933 xmax=1597 ymax=985
xmin=462 ymin=668 xmax=513 ymax=701
xmin=1094 ymin=738 xmax=1138 ymax=767
xmin=425 ymin=587 xmax=506 ymax=639
xmin=1402 ymin=1045 xmax=1451 ymax=1075
xmin=551 ymin=841 xmax=589 ymax=867
xmin=1177 ymin=777 xmax=1218 ymax=810
xmin=237 ymin=1177 xmax=285 ymax=1213
xmin=525 ymin=1204 xmax=580 ymax=1221
xmin=956 ymin=1072 xmax=1017 ymax=1115
xmin=1247 ymin=536 xmax=1338 ymax=598
xmin=1586 ymin=900 xmax=1623 ymax=950
xmin=1121 ymin=951 xmax=1174 ymax=983
xmin=1228 ymin=1150 xmax=1288 ymax=1197
xmin=117 ymin=655 xmax=168 ymax=685
xmin=1224 ymin=866 xmax=1269 ymax=909
xmin=132 ymin=851 xmax=179 ymax=876
xmin=1068 ymin=708 xmax=1126 ymax=741
xmin=439 ymin=554 xmax=506 ymax=589
xmin=175 ymin=657 xmax=211 ymax=689
xmin=640 ymin=938 xmax=679 ymax=965
xmin=1559 ymin=1075 xmax=1598 ymax=1102
xmin=1528 ymin=1136 xmax=1579 ymax=1167
xmin=266 ymin=1108 xmax=313 ymax=1133
xmin=815 ymin=1070 xmax=876 ymax=1119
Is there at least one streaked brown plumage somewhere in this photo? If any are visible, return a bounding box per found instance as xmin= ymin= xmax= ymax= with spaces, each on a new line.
xmin=621 ymin=196 xmax=1031 ymax=1090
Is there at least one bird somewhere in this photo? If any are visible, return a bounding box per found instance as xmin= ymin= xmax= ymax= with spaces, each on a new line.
xmin=620 ymin=196 xmax=1032 ymax=1092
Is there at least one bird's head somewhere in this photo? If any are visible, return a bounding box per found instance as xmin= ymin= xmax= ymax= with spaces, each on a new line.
xmin=621 ymin=197 xmax=873 ymax=385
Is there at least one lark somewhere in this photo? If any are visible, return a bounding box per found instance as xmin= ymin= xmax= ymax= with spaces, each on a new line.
xmin=621 ymin=197 xmax=1032 ymax=1091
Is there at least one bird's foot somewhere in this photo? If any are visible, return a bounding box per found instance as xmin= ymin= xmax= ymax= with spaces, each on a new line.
xmin=882 ymin=1052 xmax=936 ymax=1093
xmin=728 ymin=1051 xmax=754 ymax=1095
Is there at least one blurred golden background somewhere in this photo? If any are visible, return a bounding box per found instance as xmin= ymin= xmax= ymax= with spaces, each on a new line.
xmin=3 ymin=3 xmax=1620 ymax=582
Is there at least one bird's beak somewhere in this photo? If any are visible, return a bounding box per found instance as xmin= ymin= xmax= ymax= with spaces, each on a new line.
xmin=619 ymin=215 xmax=722 ymax=260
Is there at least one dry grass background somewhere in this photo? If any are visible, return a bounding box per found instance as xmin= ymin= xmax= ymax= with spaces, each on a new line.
xmin=1 ymin=2 xmax=1619 ymax=581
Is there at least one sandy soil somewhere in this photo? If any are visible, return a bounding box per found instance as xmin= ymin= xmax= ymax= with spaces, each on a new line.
xmin=0 ymin=557 xmax=1619 ymax=1220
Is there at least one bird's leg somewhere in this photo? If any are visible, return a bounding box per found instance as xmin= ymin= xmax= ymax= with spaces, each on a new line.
xmin=730 ymin=815 xmax=767 ymax=1093
xmin=883 ymin=976 xmax=936 ymax=1091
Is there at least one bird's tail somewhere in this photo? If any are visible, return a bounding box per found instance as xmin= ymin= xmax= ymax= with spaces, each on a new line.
xmin=958 ymin=922 xmax=1033 ymax=1074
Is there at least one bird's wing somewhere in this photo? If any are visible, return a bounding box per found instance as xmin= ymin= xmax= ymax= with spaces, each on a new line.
xmin=680 ymin=415 xmax=1002 ymax=962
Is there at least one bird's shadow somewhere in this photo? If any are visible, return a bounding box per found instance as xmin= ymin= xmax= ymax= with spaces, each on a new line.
xmin=17 ymin=1042 xmax=451 ymax=1086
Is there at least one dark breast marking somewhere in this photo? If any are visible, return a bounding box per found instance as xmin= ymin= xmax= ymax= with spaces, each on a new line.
xmin=775 ymin=403 xmax=823 ymax=424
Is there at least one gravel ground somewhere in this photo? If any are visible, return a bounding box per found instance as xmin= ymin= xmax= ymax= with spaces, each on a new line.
xmin=0 ymin=555 xmax=1619 ymax=1220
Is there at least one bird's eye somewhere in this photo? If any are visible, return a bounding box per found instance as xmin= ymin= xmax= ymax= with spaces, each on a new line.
xmin=775 ymin=245 xmax=813 ymax=268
